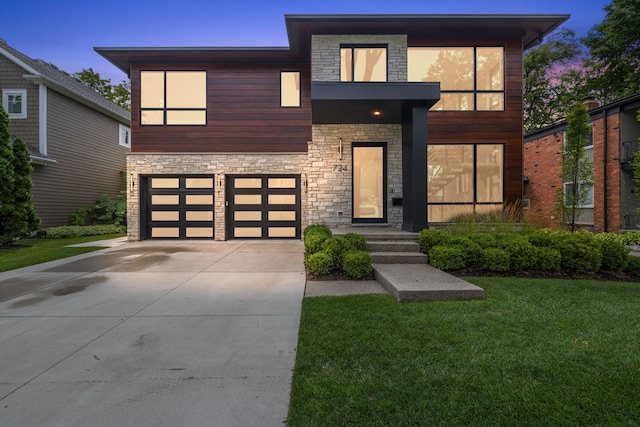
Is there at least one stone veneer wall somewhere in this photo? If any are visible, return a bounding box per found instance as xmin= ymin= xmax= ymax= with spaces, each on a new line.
xmin=127 ymin=153 xmax=308 ymax=240
xmin=308 ymin=124 xmax=403 ymax=228
xmin=311 ymin=35 xmax=407 ymax=82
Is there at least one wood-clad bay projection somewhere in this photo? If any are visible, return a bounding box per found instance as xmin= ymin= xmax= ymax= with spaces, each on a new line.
xmin=131 ymin=64 xmax=311 ymax=153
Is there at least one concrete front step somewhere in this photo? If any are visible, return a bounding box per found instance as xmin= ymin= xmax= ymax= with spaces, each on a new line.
xmin=370 ymin=252 xmax=428 ymax=264
xmin=367 ymin=241 xmax=420 ymax=253
xmin=373 ymin=263 xmax=485 ymax=302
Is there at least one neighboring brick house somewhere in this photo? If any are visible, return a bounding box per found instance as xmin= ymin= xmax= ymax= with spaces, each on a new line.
xmin=96 ymin=13 xmax=567 ymax=240
xmin=523 ymin=94 xmax=640 ymax=232
xmin=0 ymin=43 xmax=131 ymax=227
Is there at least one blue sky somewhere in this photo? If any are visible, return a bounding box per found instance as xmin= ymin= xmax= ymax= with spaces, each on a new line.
xmin=3 ymin=0 xmax=610 ymax=83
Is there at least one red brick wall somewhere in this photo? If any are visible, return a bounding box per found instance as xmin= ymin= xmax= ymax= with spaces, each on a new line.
xmin=524 ymin=112 xmax=624 ymax=232
xmin=523 ymin=132 xmax=563 ymax=229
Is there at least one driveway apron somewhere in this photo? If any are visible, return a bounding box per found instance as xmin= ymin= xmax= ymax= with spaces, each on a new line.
xmin=0 ymin=239 xmax=305 ymax=427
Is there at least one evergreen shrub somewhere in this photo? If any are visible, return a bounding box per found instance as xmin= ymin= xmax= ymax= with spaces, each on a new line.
xmin=342 ymin=232 xmax=367 ymax=251
xmin=552 ymin=231 xmax=602 ymax=274
xmin=418 ymin=229 xmax=449 ymax=254
xmin=342 ymin=250 xmax=372 ymax=279
xmin=534 ymin=247 xmax=562 ymax=271
xmin=599 ymin=239 xmax=629 ymax=271
xmin=481 ymin=248 xmax=511 ymax=272
xmin=429 ymin=245 xmax=466 ymax=270
xmin=306 ymin=251 xmax=334 ymax=276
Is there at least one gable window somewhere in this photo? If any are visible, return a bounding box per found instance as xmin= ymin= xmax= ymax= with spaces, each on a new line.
xmin=140 ymin=71 xmax=206 ymax=125
xmin=427 ymin=144 xmax=504 ymax=222
xmin=2 ymin=89 xmax=27 ymax=119
xmin=340 ymin=46 xmax=387 ymax=82
xmin=408 ymin=47 xmax=504 ymax=111
xmin=281 ymin=71 xmax=301 ymax=107
xmin=119 ymin=124 xmax=131 ymax=148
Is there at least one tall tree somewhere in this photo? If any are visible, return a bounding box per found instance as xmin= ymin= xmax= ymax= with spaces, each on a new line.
xmin=523 ymin=28 xmax=588 ymax=134
xmin=558 ymin=102 xmax=594 ymax=232
xmin=0 ymin=105 xmax=17 ymax=245
xmin=12 ymin=135 xmax=40 ymax=233
xmin=75 ymin=68 xmax=131 ymax=111
xmin=583 ymin=0 xmax=640 ymax=103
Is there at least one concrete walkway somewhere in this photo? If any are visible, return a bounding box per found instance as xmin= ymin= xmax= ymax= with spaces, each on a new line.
xmin=0 ymin=239 xmax=305 ymax=427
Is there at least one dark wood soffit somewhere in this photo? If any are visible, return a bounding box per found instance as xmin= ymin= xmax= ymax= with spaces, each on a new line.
xmin=94 ymin=48 xmax=308 ymax=77
xmin=285 ymin=14 xmax=569 ymax=54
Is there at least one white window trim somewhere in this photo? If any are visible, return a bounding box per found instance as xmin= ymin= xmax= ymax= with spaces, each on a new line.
xmin=2 ymin=89 xmax=27 ymax=119
xmin=119 ymin=124 xmax=131 ymax=148
xmin=563 ymin=182 xmax=594 ymax=208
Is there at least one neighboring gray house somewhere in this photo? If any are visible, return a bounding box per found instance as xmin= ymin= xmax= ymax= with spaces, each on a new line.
xmin=0 ymin=43 xmax=130 ymax=227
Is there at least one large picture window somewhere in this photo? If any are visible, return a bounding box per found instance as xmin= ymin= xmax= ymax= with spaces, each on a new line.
xmin=427 ymin=144 xmax=504 ymax=222
xmin=140 ymin=71 xmax=207 ymax=125
xmin=340 ymin=46 xmax=387 ymax=82
xmin=408 ymin=47 xmax=504 ymax=111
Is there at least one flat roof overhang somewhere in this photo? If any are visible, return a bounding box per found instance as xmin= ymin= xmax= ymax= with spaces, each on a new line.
xmin=286 ymin=14 xmax=570 ymax=53
xmin=311 ymin=82 xmax=440 ymax=124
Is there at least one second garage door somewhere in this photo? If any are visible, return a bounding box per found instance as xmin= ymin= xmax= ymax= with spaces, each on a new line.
xmin=227 ymin=175 xmax=301 ymax=239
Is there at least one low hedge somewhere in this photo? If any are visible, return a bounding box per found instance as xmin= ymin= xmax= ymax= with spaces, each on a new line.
xmin=419 ymin=227 xmax=638 ymax=279
xmin=45 ymin=225 xmax=126 ymax=238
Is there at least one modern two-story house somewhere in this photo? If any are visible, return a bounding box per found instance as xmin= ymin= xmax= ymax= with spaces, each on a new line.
xmin=524 ymin=94 xmax=640 ymax=232
xmin=1 ymin=43 xmax=131 ymax=227
xmin=96 ymin=14 xmax=567 ymax=240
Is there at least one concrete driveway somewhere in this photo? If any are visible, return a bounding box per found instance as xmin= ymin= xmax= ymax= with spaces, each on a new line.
xmin=0 ymin=239 xmax=306 ymax=427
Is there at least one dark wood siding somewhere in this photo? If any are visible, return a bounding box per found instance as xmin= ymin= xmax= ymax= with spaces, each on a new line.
xmin=31 ymin=90 xmax=129 ymax=227
xmin=130 ymin=63 xmax=311 ymax=153
xmin=409 ymin=37 xmax=524 ymax=206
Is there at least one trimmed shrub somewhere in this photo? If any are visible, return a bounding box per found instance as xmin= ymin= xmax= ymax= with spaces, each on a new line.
xmin=418 ymin=229 xmax=449 ymax=254
xmin=599 ymin=239 xmax=629 ymax=271
xmin=496 ymin=233 xmax=537 ymax=271
xmin=304 ymin=224 xmax=331 ymax=238
xmin=45 ymin=224 xmax=126 ymax=238
xmin=535 ymin=247 xmax=562 ymax=271
xmin=322 ymin=237 xmax=348 ymax=270
xmin=441 ymin=236 xmax=483 ymax=268
xmin=624 ymin=256 xmax=640 ymax=277
xmin=551 ymin=231 xmax=602 ymax=274
xmin=429 ymin=245 xmax=466 ymax=270
xmin=481 ymin=248 xmax=511 ymax=272
xmin=468 ymin=232 xmax=497 ymax=248
xmin=342 ymin=250 xmax=372 ymax=279
xmin=304 ymin=233 xmax=329 ymax=256
xmin=342 ymin=232 xmax=367 ymax=251
xmin=305 ymin=251 xmax=334 ymax=276
xmin=525 ymin=228 xmax=555 ymax=248
xmin=621 ymin=231 xmax=640 ymax=246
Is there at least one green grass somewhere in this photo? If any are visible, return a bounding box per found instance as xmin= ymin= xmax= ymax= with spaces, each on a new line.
xmin=288 ymin=278 xmax=640 ymax=426
xmin=0 ymin=234 xmax=124 ymax=272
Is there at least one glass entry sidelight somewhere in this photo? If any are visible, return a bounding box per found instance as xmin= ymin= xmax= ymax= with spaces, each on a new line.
xmin=352 ymin=143 xmax=387 ymax=223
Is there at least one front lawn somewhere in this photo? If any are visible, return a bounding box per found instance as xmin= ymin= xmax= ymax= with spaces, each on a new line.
xmin=288 ymin=278 xmax=640 ymax=426
xmin=0 ymin=234 xmax=124 ymax=272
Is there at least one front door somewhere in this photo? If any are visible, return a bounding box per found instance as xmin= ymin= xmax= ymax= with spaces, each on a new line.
xmin=352 ymin=143 xmax=387 ymax=223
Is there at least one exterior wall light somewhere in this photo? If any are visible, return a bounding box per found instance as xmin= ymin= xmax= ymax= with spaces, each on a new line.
xmin=129 ymin=173 xmax=135 ymax=193
xmin=338 ymin=138 xmax=343 ymax=160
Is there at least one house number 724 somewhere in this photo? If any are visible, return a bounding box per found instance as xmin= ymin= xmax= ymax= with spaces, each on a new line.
xmin=333 ymin=165 xmax=348 ymax=172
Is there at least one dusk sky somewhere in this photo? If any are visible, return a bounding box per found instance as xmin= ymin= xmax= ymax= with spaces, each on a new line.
xmin=3 ymin=0 xmax=610 ymax=83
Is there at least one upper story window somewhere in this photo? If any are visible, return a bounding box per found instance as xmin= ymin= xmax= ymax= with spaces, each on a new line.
xmin=2 ymin=89 xmax=27 ymax=119
xmin=119 ymin=124 xmax=131 ymax=148
xmin=281 ymin=71 xmax=301 ymax=107
xmin=408 ymin=47 xmax=504 ymax=111
xmin=140 ymin=71 xmax=206 ymax=125
xmin=340 ymin=46 xmax=387 ymax=82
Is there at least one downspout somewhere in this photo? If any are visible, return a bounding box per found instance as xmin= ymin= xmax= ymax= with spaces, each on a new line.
xmin=603 ymin=109 xmax=608 ymax=232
